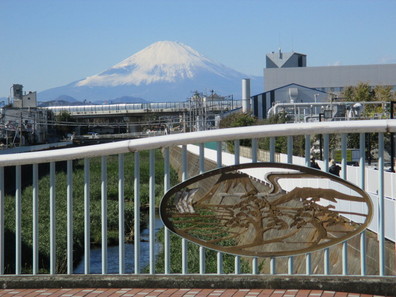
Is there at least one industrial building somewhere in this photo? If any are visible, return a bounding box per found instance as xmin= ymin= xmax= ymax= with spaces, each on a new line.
xmin=252 ymin=50 xmax=396 ymax=120
xmin=0 ymin=84 xmax=49 ymax=147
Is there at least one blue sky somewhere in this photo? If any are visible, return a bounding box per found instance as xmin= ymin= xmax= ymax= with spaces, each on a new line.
xmin=1 ymin=0 xmax=395 ymax=98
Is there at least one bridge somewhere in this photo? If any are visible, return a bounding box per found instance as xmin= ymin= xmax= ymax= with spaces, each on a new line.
xmin=45 ymin=100 xmax=242 ymax=134
xmin=0 ymin=120 xmax=395 ymax=296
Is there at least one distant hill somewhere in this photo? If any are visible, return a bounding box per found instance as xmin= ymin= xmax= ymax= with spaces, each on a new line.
xmin=38 ymin=41 xmax=262 ymax=102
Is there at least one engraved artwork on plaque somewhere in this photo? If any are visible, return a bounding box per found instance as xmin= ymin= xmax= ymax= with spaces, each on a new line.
xmin=160 ymin=163 xmax=373 ymax=257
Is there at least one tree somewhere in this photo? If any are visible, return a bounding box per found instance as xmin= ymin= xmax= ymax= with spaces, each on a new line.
xmin=55 ymin=111 xmax=75 ymax=137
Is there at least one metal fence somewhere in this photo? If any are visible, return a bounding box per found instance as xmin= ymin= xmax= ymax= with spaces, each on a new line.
xmin=0 ymin=120 xmax=395 ymax=277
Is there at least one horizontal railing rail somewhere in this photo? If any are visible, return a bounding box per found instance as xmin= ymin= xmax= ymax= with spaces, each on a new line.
xmin=0 ymin=119 xmax=395 ymax=278
xmin=1 ymin=120 xmax=395 ymax=166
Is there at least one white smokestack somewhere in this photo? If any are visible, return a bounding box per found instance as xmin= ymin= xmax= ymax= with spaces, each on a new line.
xmin=242 ymin=78 xmax=251 ymax=113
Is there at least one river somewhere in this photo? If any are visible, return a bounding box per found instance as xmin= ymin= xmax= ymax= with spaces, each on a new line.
xmin=73 ymin=216 xmax=163 ymax=274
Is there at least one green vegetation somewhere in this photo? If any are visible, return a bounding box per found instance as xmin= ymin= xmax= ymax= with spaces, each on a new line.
xmin=3 ymin=150 xmax=176 ymax=274
xmin=341 ymin=82 xmax=395 ymax=118
xmin=154 ymin=229 xmax=251 ymax=274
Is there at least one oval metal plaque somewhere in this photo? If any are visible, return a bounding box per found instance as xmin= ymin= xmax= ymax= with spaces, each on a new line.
xmin=160 ymin=162 xmax=373 ymax=257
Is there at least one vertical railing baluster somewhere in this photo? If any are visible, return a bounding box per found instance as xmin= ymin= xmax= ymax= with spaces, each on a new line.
xmin=306 ymin=253 xmax=311 ymax=275
xmin=164 ymin=147 xmax=171 ymax=274
xmin=270 ymin=257 xmax=276 ymax=275
xmin=342 ymin=241 xmax=348 ymax=275
xmin=323 ymin=133 xmax=330 ymax=275
xmin=216 ymin=141 xmax=223 ymax=274
xmin=149 ymin=149 xmax=155 ymax=274
xmin=217 ymin=141 xmax=222 ymax=167
xmin=32 ymin=164 xmax=38 ymax=275
xmin=234 ymin=139 xmax=240 ymax=165
xmin=324 ymin=248 xmax=330 ymax=275
xmin=269 ymin=137 xmax=275 ymax=162
xmin=101 ymin=156 xmax=108 ymax=274
xmin=341 ymin=133 xmax=347 ymax=179
xmin=323 ymin=134 xmax=329 ymax=172
xmin=252 ymin=258 xmax=258 ymax=274
xmin=251 ymin=138 xmax=258 ymax=273
xmin=15 ymin=165 xmax=21 ymax=275
xmin=378 ymin=132 xmax=385 ymax=276
xmin=118 ymin=154 xmax=125 ymax=274
xmin=287 ymin=136 xmax=293 ymax=274
xmin=251 ymin=138 xmax=258 ymax=163
xmin=84 ymin=158 xmax=90 ymax=274
xmin=181 ymin=145 xmax=188 ymax=275
xmin=198 ymin=143 xmax=205 ymax=275
xmin=287 ymin=135 xmax=293 ymax=164
xmin=134 ymin=152 xmax=140 ymax=274
xmin=0 ymin=167 xmax=3 ymax=275
xmin=305 ymin=135 xmax=310 ymax=166
xmin=66 ymin=160 xmax=73 ymax=274
xmin=359 ymin=133 xmax=366 ymax=276
xmin=304 ymin=135 xmax=312 ymax=274
xmin=234 ymin=140 xmax=240 ymax=274
xmin=50 ymin=162 xmax=56 ymax=274
xmin=341 ymin=133 xmax=348 ymax=275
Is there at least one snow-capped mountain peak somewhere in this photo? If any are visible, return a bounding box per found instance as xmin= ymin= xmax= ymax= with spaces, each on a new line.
xmin=39 ymin=41 xmax=261 ymax=102
xmin=77 ymin=41 xmax=233 ymax=87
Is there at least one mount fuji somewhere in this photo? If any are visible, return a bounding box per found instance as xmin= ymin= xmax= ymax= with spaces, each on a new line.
xmin=38 ymin=41 xmax=262 ymax=102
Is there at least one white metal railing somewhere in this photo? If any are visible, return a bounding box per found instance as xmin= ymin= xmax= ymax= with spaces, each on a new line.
xmin=0 ymin=120 xmax=395 ymax=277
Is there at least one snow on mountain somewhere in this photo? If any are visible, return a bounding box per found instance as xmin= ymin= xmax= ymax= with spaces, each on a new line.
xmin=39 ymin=41 xmax=262 ymax=102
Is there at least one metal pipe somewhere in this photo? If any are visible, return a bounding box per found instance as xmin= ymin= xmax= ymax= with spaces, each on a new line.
xmin=101 ymin=156 xmax=108 ymax=274
xmin=118 ymin=154 xmax=125 ymax=274
xmin=149 ymin=150 xmax=155 ymax=274
xmin=181 ymin=145 xmax=188 ymax=274
xmin=134 ymin=152 xmax=140 ymax=274
xmin=163 ymin=147 xmax=171 ymax=275
xmin=84 ymin=159 xmax=90 ymax=274
xmin=15 ymin=165 xmax=21 ymax=275
xmin=67 ymin=160 xmax=73 ymax=275
xmin=378 ymin=133 xmax=385 ymax=276
xmin=32 ymin=164 xmax=39 ymax=275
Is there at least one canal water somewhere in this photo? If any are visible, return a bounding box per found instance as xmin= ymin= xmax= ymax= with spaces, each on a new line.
xmin=74 ymin=216 xmax=163 ymax=274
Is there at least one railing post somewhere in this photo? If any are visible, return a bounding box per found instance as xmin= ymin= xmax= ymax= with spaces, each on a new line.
xmin=134 ymin=152 xmax=141 ymax=274
xmin=66 ymin=160 xmax=73 ymax=275
xmin=359 ymin=133 xmax=366 ymax=276
xmin=119 ymin=154 xmax=125 ymax=274
xmin=270 ymin=257 xmax=276 ymax=275
xmin=341 ymin=133 xmax=347 ymax=180
xmin=270 ymin=137 xmax=275 ymax=162
xmin=305 ymin=135 xmax=310 ymax=166
xmin=149 ymin=149 xmax=156 ymax=274
xmin=181 ymin=145 xmax=188 ymax=274
xmin=287 ymin=135 xmax=293 ymax=164
xmin=84 ymin=158 xmax=90 ymax=274
xmin=378 ymin=132 xmax=385 ymax=276
xmin=49 ymin=162 xmax=56 ymax=275
xmin=323 ymin=134 xmax=330 ymax=275
xmin=32 ymin=164 xmax=39 ymax=275
xmin=323 ymin=134 xmax=329 ymax=172
xmin=198 ymin=143 xmax=206 ymax=274
xmin=342 ymin=241 xmax=348 ymax=275
xmin=101 ymin=156 xmax=108 ymax=274
xmin=306 ymin=253 xmax=311 ymax=275
xmin=251 ymin=138 xmax=258 ymax=163
xmin=15 ymin=165 xmax=21 ymax=275
xmin=287 ymin=136 xmax=293 ymax=274
xmin=164 ymin=147 xmax=171 ymax=274
xmin=234 ymin=140 xmax=240 ymax=274
xmin=216 ymin=141 xmax=223 ymax=274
